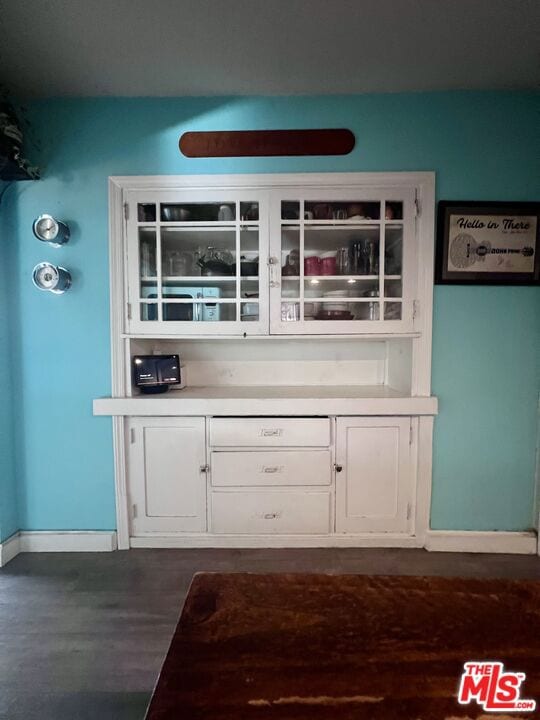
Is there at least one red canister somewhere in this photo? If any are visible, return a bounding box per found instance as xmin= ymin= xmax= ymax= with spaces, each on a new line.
xmin=304 ymin=256 xmax=321 ymax=276
xmin=321 ymin=256 xmax=337 ymax=275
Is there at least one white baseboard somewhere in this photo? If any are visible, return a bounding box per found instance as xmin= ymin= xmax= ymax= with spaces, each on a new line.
xmin=0 ymin=532 xmax=21 ymax=567
xmin=425 ymin=530 xmax=537 ymax=555
xmin=129 ymin=533 xmax=423 ymax=549
xmin=3 ymin=529 xmax=536 ymax=564
xmin=19 ymin=531 xmax=118 ymax=553
xmin=0 ymin=531 xmax=117 ymax=566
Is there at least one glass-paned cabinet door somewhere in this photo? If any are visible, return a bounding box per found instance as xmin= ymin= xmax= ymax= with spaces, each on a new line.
xmin=126 ymin=190 xmax=269 ymax=335
xmin=269 ymin=187 xmax=416 ymax=334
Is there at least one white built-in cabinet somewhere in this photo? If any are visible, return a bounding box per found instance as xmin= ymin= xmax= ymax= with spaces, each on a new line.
xmin=127 ymin=415 xmax=417 ymax=539
xmin=100 ymin=172 xmax=437 ymax=549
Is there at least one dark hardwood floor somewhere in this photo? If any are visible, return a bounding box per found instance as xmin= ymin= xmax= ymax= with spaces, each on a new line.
xmin=1 ymin=548 xmax=539 ymax=720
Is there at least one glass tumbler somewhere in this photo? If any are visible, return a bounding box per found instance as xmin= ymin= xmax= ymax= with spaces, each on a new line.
xmin=337 ymin=247 xmax=351 ymax=275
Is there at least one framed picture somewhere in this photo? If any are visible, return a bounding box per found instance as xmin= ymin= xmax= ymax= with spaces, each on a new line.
xmin=436 ymin=201 xmax=540 ymax=285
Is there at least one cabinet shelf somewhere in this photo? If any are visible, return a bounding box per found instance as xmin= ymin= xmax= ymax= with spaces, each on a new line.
xmin=281 ymin=297 xmax=402 ymax=303
xmin=281 ymin=220 xmax=404 ymax=228
xmin=282 ymin=275 xmax=402 ymax=281
xmin=138 ymin=221 xmax=260 ymax=229
xmin=140 ymin=297 xmax=241 ymax=304
xmin=141 ymin=275 xmax=259 ymax=283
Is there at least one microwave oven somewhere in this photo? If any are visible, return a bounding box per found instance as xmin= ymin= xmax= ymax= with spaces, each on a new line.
xmin=141 ymin=286 xmax=221 ymax=321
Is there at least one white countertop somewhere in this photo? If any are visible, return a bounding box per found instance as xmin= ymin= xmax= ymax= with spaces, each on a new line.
xmin=93 ymin=385 xmax=438 ymax=416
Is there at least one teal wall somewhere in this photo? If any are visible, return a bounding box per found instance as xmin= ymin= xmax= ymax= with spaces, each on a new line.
xmin=3 ymin=91 xmax=539 ymax=533
xmin=0 ymin=183 xmax=19 ymax=541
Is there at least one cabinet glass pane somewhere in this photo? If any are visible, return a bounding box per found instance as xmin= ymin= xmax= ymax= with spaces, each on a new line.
xmin=139 ymin=229 xmax=156 ymax=277
xmin=384 ymin=201 xmax=403 ymax=221
xmin=384 ymin=224 xmax=403 ymax=303
xmin=303 ymin=283 xmax=322 ymax=320
xmin=304 ymin=227 xmax=380 ymax=277
xmin=384 ymin=302 xmax=402 ymax=320
xmin=309 ymin=301 xmax=380 ymax=322
xmin=304 ymin=277 xmax=379 ymax=295
xmin=281 ymin=302 xmax=300 ymax=322
xmin=282 ymin=278 xmax=300 ymax=299
xmin=281 ymin=201 xmax=300 ymax=221
xmin=241 ymin=277 xmax=259 ymax=299
xmin=304 ymin=201 xmax=380 ymax=221
xmin=160 ymin=202 xmax=236 ymax=222
xmin=304 ymin=279 xmax=379 ymax=321
xmin=161 ymin=228 xmax=236 ymax=279
xmin=139 ymin=229 xmax=157 ymax=297
xmin=281 ymin=227 xmax=300 ymax=298
xmin=163 ymin=288 xmax=221 ymax=320
xmin=140 ymin=302 xmax=158 ymax=321
xmin=162 ymin=301 xmax=236 ymax=322
xmin=161 ymin=248 xmax=194 ymax=277
xmin=384 ymin=278 xmax=402 ymax=298
xmin=384 ymin=226 xmax=403 ymax=277
xmin=240 ymin=202 xmax=259 ymax=221
xmin=240 ymin=227 xmax=260 ymax=300
xmin=138 ymin=203 xmax=156 ymax=222
xmin=162 ymin=278 xmax=237 ymax=299
xmin=241 ymin=302 xmax=259 ymax=322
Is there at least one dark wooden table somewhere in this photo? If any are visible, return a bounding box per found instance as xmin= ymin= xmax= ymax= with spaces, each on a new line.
xmin=146 ymin=573 xmax=540 ymax=719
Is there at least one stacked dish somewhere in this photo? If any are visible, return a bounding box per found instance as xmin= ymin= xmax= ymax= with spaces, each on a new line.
xmin=318 ymin=289 xmax=352 ymax=320
xmin=322 ymin=289 xmax=348 ymax=311
xmin=304 ymin=287 xmax=321 ymax=319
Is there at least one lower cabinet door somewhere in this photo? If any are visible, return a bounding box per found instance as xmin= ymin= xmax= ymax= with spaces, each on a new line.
xmin=128 ymin=417 xmax=207 ymax=534
xmin=335 ymin=417 xmax=412 ymax=534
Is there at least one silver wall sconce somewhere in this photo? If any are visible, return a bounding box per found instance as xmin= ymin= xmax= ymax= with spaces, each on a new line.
xmin=32 ymin=262 xmax=72 ymax=294
xmin=32 ymin=214 xmax=70 ymax=246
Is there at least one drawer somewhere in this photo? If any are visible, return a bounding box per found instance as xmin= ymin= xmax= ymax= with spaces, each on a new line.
xmin=211 ymin=450 xmax=331 ymax=487
xmin=210 ymin=417 xmax=330 ymax=448
xmin=211 ymin=491 xmax=331 ymax=534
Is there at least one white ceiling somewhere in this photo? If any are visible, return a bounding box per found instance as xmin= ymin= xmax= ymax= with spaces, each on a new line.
xmin=1 ymin=0 xmax=539 ymax=97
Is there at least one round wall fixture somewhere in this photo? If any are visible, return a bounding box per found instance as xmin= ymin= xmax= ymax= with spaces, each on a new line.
xmin=32 ymin=214 xmax=70 ymax=246
xmin=32 ymin=262 xmax=72 ymax=294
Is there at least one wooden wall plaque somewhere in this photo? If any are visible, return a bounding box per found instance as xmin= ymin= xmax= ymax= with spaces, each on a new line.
xmin=179 ymin=129 xmax=355 ymax=158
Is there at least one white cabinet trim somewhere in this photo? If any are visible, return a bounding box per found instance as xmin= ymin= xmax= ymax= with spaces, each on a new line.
xmin=110 ymin=172 xmax=436 ymax=191
xmin=94 ymin=393 xmax=438 ymax=417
